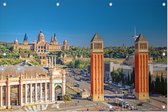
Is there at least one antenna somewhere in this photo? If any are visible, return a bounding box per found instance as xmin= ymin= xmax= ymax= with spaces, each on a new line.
xmin=134 ymin=27 xmax=136 ymax=37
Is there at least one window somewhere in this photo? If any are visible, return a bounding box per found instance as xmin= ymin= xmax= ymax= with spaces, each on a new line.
xmin=94 ymin=43 xmax=102 ymax=49
xmin=91 ymin=43 xmax=93 ymax=49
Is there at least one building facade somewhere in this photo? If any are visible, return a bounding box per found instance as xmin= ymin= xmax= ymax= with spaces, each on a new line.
xmin=134 ymin=34 xmax=149 ymax=100
xmin=0 ymin=66 xmax=66 ymax=109
xmin=104 ymin=62 xmax=133 ymax=81
xmin=148 ymin=64 xmax=167 ymax=81
xmin=13 ymin=31 xmax=70 ymax=65
xmin=90 ymin=33 xmax=104 ymax=101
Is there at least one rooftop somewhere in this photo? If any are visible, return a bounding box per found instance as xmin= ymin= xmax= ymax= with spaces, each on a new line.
xmin=0 ymin=65 xmax=48 ymax=77
xmin=135 ymin=33 xmax=147 ymax=42
xmin=90 ymin=33 xmax=103 ymax=42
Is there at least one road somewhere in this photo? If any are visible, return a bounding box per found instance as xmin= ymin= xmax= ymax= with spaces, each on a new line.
xmin=66 ymin=69 xmax=118 ymax=99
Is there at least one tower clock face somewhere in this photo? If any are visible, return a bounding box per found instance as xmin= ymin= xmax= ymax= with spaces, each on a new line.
xmin=94 ymin=43 xmax=102 ymax=49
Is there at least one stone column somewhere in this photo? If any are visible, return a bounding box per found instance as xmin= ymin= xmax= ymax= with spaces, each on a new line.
xmin=6 ymin=81 xmax=11 ymax=109
xmin=49 ymin=57 xmax=51 ymax=68
xmin=45 ymin=82 xmax=47 ymax=101
xmin=46 ymin=57 xmax=48 ymax=68
xmin=50 ymin=80 xmax=55 ymax=102
xmin=0 ymin=86 xmax=3 ymax=107
xmin=30 ymin=83 xmax=32 ymax=103
xmin=51 ymin=57 xmax=53 ymax=68
xmin=40 ymin=83 xmax=42 ymax=102
xmin=25 ymin=84 xmax=27 ymax=104
xmin=54 ymin=57 xmax=56 ymax=66
xmin=19 ymin=79 xmax=23 ymax=106
xmin=53 ymin=57 xmax=55 ymax=67
xmin=62 ymin=74 xmax=66 ymax=96
xmin=35 ymin=83 xmax=37 ymax=102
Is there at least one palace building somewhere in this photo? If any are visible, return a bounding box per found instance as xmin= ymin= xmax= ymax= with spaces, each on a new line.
xmin=0 ymin=65 xmax=66 ymax=109
xmin=90 ymin=33 xmax=104 ymax=101
xmin=134 ymin=34 xmax=149 ymax=100
xmin=13 ymin=31 xmax=70 ymax=65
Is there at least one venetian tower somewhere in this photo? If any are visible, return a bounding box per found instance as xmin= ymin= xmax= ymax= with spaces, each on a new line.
xmin=90 ymin=33 xmax=104 ymax=101
xmin=134 ymin=34 xmax=149 ymax=100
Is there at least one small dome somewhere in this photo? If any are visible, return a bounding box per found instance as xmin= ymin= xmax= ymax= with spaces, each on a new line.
xmin=63 ymin=40 xmax=68 ymax=45
xmin=64 ymin=40 xmax=67 ymax=42
xmin=14 ymin=39 xmax=18 ymax=44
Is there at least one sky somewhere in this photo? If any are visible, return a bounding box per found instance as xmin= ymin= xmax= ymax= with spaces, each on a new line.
xmin=0 ymin=0 xmax=167 ymax=47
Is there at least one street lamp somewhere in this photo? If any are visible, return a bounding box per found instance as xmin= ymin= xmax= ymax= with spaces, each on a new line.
xmin=3 ymin=53 xmax=6 ymax=57
xmin=122 ymin=92 xmax=124 ymax=110
xmin=162 ymin=105 xmax=165 ymax=110
xmin=109 ymin=105 xmax=113 ymax=111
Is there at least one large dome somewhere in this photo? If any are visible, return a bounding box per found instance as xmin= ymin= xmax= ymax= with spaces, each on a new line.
xmin=38 ymin=31 xmax=45 ymax=42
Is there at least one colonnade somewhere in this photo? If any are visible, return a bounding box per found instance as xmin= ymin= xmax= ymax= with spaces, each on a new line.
xmin=47 ymin=56 xmax=56 ymax=68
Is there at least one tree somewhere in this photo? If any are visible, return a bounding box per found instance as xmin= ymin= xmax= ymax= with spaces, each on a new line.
xmin=121 ymin=73 xmax=125 ymax=85
xmin=163 ymin=79 xmax=167 ymax=96
xmin=151 ymin=81 xmax=155 ymax=94
xmin=160 ymin=74 xmax=165 ymax=95
xmin=64 ymin=94 xmax=72 ymax=101
xmin=127 ymin=74 xmax=130 ymax=85
xmin=149 ymin=72 xmax=152 ymax=93
xmin=111 ymin=70 xmax=120 ymax=83
xmin=155 ymin=75 xmax=161 ymax=94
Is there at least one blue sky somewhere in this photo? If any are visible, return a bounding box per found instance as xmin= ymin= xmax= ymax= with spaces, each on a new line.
xmin=0 ymin=0 xmax=167 ymax=47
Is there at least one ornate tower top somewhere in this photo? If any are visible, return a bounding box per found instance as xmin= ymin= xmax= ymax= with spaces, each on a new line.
xmin=23 ymin=33 xmax=28 ymax=45
xmin=90 ymin=33 xmax=103 ymax=53
xmin=24 ymin=33 xmax=28 ymax=41
xmin=37 ymin=31 xmax=45 ymax=42
xmin=50 ymin=34 xmax=58 ymax=45
xmin=135 ymin=33 xmax=148 ymax=53
xmin=90 ymin=33 xmax=103 ymax=42
xmin=135 ymin=33 xmax=147 ymax=42
xmin=53 ymin=34 xmax=57 ymax=42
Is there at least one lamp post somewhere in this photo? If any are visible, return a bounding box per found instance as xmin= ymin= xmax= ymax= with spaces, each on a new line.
xmin=162 ymin=105 xmax=165 ymax=110
xmin=3 ymin=53 xmax=6 ymax=57
xmin=122 ymin=92 xmax=124 ymax=110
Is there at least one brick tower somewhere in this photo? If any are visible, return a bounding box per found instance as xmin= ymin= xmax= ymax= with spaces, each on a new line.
xmin=135 ymin=34 xmax=149 ymax=100
xmin=90 ymin=33 xmax=104 ymax=101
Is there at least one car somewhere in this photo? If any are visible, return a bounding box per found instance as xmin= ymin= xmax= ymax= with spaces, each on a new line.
xmin=74 ymin=83 xmax=79 ymax=87
xmin=137 ymin=102 xmax=143 ymax=106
